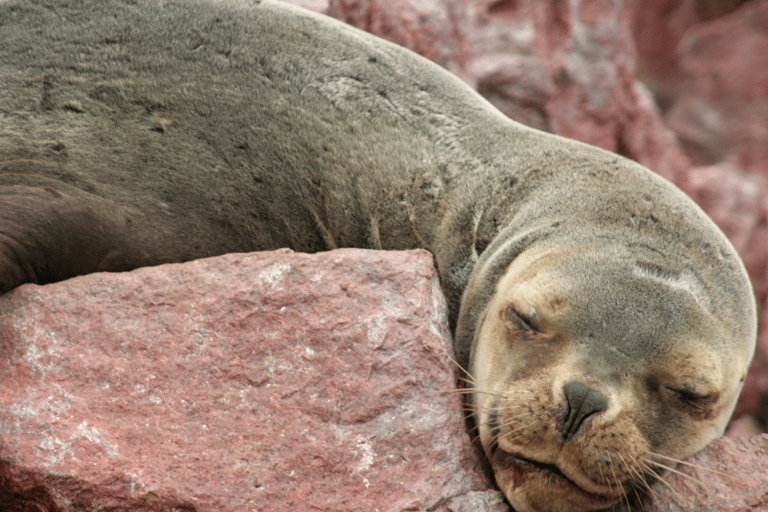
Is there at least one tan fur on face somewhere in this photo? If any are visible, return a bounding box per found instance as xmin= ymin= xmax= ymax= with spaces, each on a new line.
xmin=470 ymin=243 xmax=753 ymax=512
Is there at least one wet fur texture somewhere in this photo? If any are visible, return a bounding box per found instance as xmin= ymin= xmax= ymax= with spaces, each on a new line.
xmin=0 ymin=1 xmax=757 ymax=511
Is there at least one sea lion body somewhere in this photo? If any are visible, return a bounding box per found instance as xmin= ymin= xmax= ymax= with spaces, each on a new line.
xmin=0 ymin=1 xmax=757 ymax=511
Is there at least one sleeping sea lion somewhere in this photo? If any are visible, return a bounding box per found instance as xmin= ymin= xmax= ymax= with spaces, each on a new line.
xmin=0 ymin=1 xmax=757 ymax=511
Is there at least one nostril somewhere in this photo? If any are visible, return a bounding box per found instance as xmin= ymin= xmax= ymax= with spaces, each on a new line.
xmin=557 ymin=380 xmax=608 ymax=442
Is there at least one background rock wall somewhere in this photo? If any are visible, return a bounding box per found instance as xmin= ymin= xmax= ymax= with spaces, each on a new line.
xmin=0 ymin=250 xmax=500 ymax=511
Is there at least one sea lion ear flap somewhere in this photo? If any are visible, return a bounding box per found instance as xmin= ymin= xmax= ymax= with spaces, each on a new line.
xmin=471 ymin=207 xmax=491 ymax=257
xmin=473 ymin=235 xmax=491 ymax=257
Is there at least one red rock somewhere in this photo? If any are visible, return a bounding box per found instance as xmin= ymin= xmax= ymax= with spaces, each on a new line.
xmin=677 ymin=0 xmax=768 ymax=102
xmin=631 ymin=0 xmax=700 ymax=83
xmin=631 ymin=0 xmax=768 ymax=177
xmin=645 ymin=434 xmax=768 ymax=512
xmin=725 ymin=414 xmax=765 ymax=438
xmin=0 ymin=249 xmax=495 ymax=511
xmin=445 ymin=491 xmax=510 ymax=512
xmin=666 ymin=0 xmax=768 ymax=175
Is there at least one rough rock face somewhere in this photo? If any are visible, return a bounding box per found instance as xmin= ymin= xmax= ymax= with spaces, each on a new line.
xmin=633 ymin=0 xmax=768 ymax=175
xmin=646 ymin=434 xmax=768 ymax=512
xmin=0 ymin=249 xmax=497 ymax=511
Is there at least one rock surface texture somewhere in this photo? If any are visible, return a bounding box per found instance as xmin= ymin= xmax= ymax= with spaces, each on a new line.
xmin=647 ymin=434 xmax=768 ymax=512
xmin=0 ymin=250 xmax=495 ymax=511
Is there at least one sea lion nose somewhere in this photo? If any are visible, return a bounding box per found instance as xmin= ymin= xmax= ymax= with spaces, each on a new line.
xmin=558 ymin=380 xmax=609 ymax=442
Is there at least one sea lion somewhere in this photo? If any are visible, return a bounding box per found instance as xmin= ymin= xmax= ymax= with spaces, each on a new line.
xmin=0 ymin=1 xmax=757 ymax=511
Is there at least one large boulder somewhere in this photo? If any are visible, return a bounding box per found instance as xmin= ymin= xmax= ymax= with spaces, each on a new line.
xmin=0 ymin=249 xmax=498 ymax=511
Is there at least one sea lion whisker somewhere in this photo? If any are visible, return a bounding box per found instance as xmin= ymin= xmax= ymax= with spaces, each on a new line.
xmin=494 ymin=407 xmax=533 ymax=422
xmin=497 ymin=419 xmax=539 ymax=442
xmin=637 ymin=458 xmax=686 ymax=507
xmin=649 ymin=461 xmax=709 ymax=488
xmin=464 ymin=422 xmax=483 ymax=437
xmin=442 ymin=387 xmax=507 ymax=400
xmin=439 ymin=387 xmax=491 ymax=396
xmin=460 ymin=404 xmax=494 ymax=417
xmin=619 ymin=452 xmax=657 ymax=511
xmin=627 ymin=474 xmax=651 ymax=512
xmin=493 ymin=401 xmax=527 ymax=415
xmin=494 ymin=417 xmax=534 ymax=435
xmin=624 ymin=453 xmax=656 ymax=495
xmin=458 ymin=399 xmax=489 ymax=410
xmin=604 ymin=449 xmax=631 ymax=511
xmin=434 ymin=343 xmax=477 ymax=387
xmin=648 ymin=452 xmax=732 ymax=479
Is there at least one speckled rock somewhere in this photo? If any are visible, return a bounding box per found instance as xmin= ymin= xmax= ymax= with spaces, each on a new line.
xmin=0 ymin=249 xmax=494 ymax=512
xmin=645 ymin=434 xmax=768 ymax=512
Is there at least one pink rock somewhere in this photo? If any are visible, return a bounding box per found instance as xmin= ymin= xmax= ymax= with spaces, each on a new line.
xmin=635 ymin=0 xmax=768 ymax=177
xmin=0 ymin=249 xmax=495 ymax=511
xmin=631 ymin=0 xmax=700 ymax=82
xmin=645 ymin=434 xmax=768 ymax=512
xmin=671 ymin=5 xmax=768 ymax=176
xmin=445 ymin=491 xmax=510 ymax=512
xmin=725 ymin=415 xmax=765 ymax=438
xmin=676 ymin=0 xmax=768 ymax=102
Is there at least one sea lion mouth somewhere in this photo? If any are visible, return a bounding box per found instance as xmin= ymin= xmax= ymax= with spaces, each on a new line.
xmin=490 ymin=446 xmax=569 ymax=485
xmin=491 ymin=447 xmax=623 ymax=505
xmin=487 ymin=409 xmax=622 ymax=503
xmin=508 ymin=453 xmax=569 ymax=481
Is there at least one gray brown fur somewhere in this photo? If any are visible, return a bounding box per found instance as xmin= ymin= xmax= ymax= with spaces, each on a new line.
xmin=0 ymin=0 xmax=755 ymax=372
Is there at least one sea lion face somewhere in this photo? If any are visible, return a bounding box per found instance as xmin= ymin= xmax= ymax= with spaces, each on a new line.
xmin=469 ymin=243 xmax=754 ymax=512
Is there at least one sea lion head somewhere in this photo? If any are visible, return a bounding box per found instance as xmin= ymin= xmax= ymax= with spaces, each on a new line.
xmin=460 ymin=234 xmax=756 ymax=512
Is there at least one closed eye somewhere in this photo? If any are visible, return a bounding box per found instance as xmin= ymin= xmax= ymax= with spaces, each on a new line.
xmin=664 ymin=385 xmax=717 ymax=410
xmin=508 ymin=307 xmax=538 ymax=334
